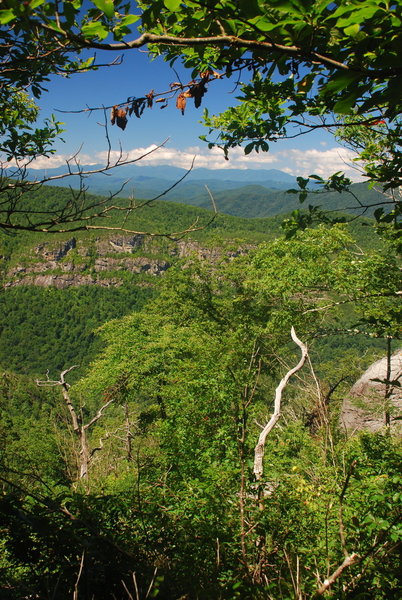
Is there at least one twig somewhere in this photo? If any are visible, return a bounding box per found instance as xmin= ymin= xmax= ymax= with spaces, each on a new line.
xmin=73 ymin=551 xmax=85 ymax=600
xmin=339 ymin=460 xmax=357 ymax=557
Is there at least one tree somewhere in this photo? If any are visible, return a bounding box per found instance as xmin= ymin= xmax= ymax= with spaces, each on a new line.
xmin=2 ymin=1 xmax=401 ymax=229
xmin=36 ymin=366 xmax=117 ymax=481
xmin=0 ymin=1 xmax=218 ymax=234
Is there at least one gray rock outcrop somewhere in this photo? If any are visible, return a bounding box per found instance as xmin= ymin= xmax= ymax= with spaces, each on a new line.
xmin=340 ymin=349 xmax=402 ymax=434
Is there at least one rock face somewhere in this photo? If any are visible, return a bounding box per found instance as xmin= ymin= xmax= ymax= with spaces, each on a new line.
xmin=4 ymin=235 xmax=251 ymax=288
xmin=35 ymin=237 xmax=77 ymax=261
xmin=340 ymin=349 xmax=402 ymax=434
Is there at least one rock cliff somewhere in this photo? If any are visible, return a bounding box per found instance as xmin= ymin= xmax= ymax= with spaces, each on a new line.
xmin=340 ymin=349 xmax=402 ymax=434
xmin=4 ymin=235 xmax=252 ymax=288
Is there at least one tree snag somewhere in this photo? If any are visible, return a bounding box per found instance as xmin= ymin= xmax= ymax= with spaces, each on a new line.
xmin=37 ymin=366 xmax=115 ymax=480
xmin=253 ymin=327 xmax=308 ymax=481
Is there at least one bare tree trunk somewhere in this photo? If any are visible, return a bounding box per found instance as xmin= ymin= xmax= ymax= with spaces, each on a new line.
xmin=385 ymin=336 xmax=392 ymax=427
xmin=79 ymin=424 xmax=90 ymax=480
xmin=253 ymin=328 xmax=308 ymax=482
xmin=315 ymin=553 xmax=359 ymax=596
xmin=235 ymin=343 xmax=261 ymax=575
xmin=124 ymin=402 xmax=133 ymax=462
xmin=37 ymin=366 xmax=115 ymax=481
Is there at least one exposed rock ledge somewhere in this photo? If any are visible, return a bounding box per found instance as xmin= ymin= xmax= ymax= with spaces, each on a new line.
xmin=5 ymin=236 xmax=252 ymax=288
xmin=5 ymin=274 xmax=122 ymax=289
xmin=340 ymin=349 xmax=402 ymax=434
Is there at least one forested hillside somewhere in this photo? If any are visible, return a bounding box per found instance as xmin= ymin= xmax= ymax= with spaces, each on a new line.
xmin=0 ymin=184 xmax=386 ymax=379
xmin=1 ymin=1 xmax=402 ymax=599
xmin=23 ymin=164 xmax=386 ymax=219
xmin=1 ymin=183 xmax=401 ymax=600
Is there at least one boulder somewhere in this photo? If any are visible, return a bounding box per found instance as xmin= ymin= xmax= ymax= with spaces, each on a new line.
xmin=340 ymin=349 xmax=402 ymax=434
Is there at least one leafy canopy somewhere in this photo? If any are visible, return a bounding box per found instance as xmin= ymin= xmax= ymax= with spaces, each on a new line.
xmin=2 ymin=1 xmax=402 ymax=178
xmin=1 ymin=1 xmax=401 ymax=237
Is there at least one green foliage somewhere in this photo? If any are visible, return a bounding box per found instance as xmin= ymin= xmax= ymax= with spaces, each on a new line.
xmin=1 ymin=4 xmax=402 ymax=593
xmin=0 ymin=285 xmax=154 ymax=378
xmin=2 ymin=1 xmax=401 ymax=235
xmin=1 ymin=223 xmax=401 ymax=598
xmin=2 ymin=2 xmax=402 ymax=180
xmin=0 ymin=87 xmax=63 ymax=161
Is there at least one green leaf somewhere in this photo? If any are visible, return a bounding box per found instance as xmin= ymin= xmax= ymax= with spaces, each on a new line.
xmin=244 ymin=142 xmax=255 ymax=154
xmin=91 ymin=0 xmax=115 ymax=19
xmin=0 ymin=9 xmax=15 ymax=24
xmin=29 ymin=0 xmax=46 ymax=8
xmin=249 ymin=16 xmax=278 ymax=32
xmin=325 ymin=72 xmax=361 ymax=93
xmin=163 ymin=0 xmax=181 ymax=11
xmin=344 ymin=23 xmax=360 ymax=36
xmin=333 ymin=93 xmax=358 ymax=114
xmin=296 ymin=176 xmax=309 ymax=189
xmin=81 ymin=21 xmax=109 ymax=39
xmin=336 ymin=5 xmax=382 ymax=26
xmin=119 ymin=14 xmax=140 ymax=27
xmin=45 ymin=21 xmax=65 ymax=34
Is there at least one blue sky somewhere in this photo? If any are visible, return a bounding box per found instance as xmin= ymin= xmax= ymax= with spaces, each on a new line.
xmin=32 ymin=44 xmax=361 ymax=180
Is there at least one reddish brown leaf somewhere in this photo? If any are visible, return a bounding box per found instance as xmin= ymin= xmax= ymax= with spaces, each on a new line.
xmin=189 ymin=81 xmax=207 ymax=108
xmin=199 ymin=70 xmax=212 ymax=81
xmin=116 ymin=108 xmax=127 ymax=130
xmin=176 ymin=92 xmax=187 ymax=115
xmin=367 ymin=119 xmax=386 ymax=126
xmin=146 ymin=90 xmax=155 ymax=108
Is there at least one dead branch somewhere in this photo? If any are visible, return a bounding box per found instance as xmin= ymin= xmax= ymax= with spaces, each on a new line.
xmin=0 ymin=134 xmax=217 ymax=236
xmin=339 ymin=460 xmax=357 ymax=558
xmin=37 ymin=366 xmax=115 ymax=480
xmin=73 ymin=551 xmax=85 ymax=600
xmin=253 ymin=327 xmax=308 ymax=481
xmin=37 ymin=365 xmax=79 ymax=431
xmin=315 ymin=553 xmax=359 ymax=596
xmin=84 ymin=397 xmax=115 ymax=431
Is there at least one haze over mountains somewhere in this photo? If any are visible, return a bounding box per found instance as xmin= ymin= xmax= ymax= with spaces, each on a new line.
xmin=24 ymin=164 xmax=384 ymax=218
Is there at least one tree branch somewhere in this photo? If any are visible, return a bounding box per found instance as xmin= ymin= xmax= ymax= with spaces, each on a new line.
xmin=38 ymin=24 xmax=401 ymax=79
xmin=315 ymin=553 xmax=359 ymax=596
xmin=253 ymin=327 xmax=308 ymax=481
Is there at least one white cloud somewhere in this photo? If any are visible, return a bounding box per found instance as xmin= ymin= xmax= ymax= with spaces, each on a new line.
xmin=95 ymin=144 xmax=279 ymax=170
xmin=19 ymin=142 xmax=364 ymax=181
xmin=8 ymin=152 xmax=96 ymax=170
xmin=277 ymin=147 xmax=363 ymax=181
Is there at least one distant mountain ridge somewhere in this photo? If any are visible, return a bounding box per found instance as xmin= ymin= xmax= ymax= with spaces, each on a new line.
xmin=21 ymin=164 xmax=385 ymax=218
xmin=24 ymin=164 xmax=295 ymax=198
xmin=26 ymin=164 xmax=297 ymax=186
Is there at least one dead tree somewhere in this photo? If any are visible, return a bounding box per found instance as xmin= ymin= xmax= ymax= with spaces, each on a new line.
xmin=37 ymin=366 xmax=115 ymax=480
xmin=253 ymin=327 xmax=308 ymax=482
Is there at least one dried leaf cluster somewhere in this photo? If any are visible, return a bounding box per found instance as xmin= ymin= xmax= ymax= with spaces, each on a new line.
xmin=110 ymin=106 xmax=128 ymax=130
xmin=109 ymin=71 xmax=222 ymax=130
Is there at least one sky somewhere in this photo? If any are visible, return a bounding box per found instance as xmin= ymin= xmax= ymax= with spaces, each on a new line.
xmin=30 ymin=43 xmax=362 ymax=180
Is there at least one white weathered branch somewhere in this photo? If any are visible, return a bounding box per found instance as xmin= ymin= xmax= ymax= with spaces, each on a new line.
xmin=84 ymin=398 xmax=115 ymax=430
xmin=253 ymin=327 xmax=308 ymax=481
xmin=316 ymin=553 xmax=359 ymax=595
xmin=37 ymin=365 xmax=80 ymax=431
